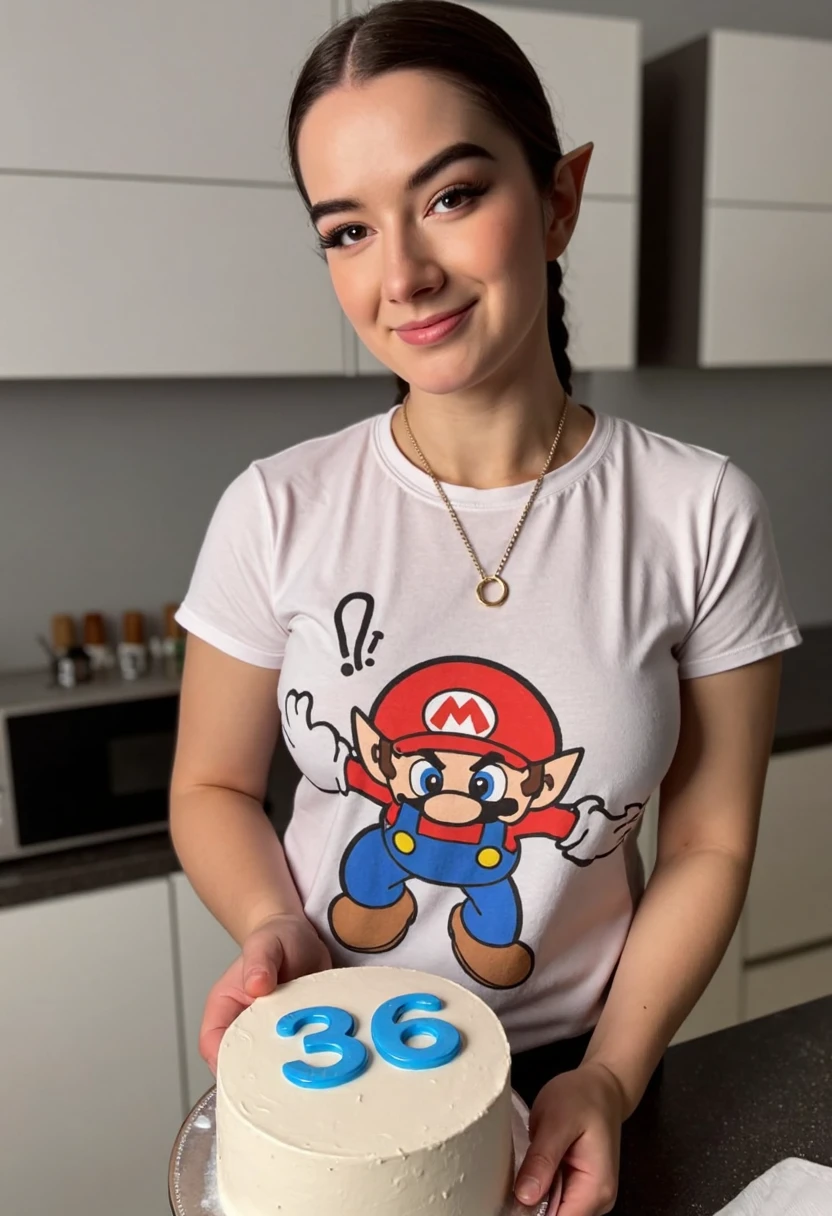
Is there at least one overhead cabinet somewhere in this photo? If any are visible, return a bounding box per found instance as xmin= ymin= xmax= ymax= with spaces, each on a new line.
xmin=0 ymin=1 xmax=334 ymax=182
xmin=0 ymin=0 xmax=340 ymax=378
xmin=351 ymin=2 xmax=641 ymax=373
xmin=639 ymin=31 xmax=832 ymax=367
xmin=0 ymin=175 xmax=345 ymax=377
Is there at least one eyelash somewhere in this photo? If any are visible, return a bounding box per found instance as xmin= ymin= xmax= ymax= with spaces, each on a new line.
xmin=315 ymin=179 xmax=490 ymax=252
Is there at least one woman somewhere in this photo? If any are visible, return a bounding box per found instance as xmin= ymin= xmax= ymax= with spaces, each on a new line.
xmin=170 ymin=3 xmax=801 ymax=1212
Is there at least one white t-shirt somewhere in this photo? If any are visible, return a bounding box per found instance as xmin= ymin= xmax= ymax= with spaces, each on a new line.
xmin=177 ymin=405 xmax=801 ymax=1052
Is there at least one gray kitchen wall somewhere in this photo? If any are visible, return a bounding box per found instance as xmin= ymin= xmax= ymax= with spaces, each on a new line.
xmin=1 ymin=0 xmax=831 ymax=670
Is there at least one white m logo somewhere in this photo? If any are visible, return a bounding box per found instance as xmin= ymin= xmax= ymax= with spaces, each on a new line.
xmin=423 ymin=690 xmax=497 ymax=738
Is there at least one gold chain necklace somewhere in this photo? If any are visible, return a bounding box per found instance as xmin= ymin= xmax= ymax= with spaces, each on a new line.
xmin=401 ymin=393 xmax=569 ymax=607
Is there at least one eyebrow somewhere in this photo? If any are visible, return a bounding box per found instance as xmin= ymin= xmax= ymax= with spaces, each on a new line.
xmin=418 ymin=749 xmax=446 ymax=771
xmin=308 ymin=140 xmax=497 ymax=226
xmin=469 ymin=752 xmax=505 ymax=773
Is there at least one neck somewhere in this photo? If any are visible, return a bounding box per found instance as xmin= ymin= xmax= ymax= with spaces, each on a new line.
xmin=390 ymin=329 xmax=594 ymax=490
xmin=391 ymin=376 xmax=591 ymax=491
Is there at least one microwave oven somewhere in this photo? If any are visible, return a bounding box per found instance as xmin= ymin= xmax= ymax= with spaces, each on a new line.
xmin=0 ymin=668 xmax=180 ymax=860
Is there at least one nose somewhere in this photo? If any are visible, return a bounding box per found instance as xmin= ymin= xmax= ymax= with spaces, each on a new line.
xmin=423 ymin=792 xmax=481 ymax=825
xmin=380 ymin=222 xmax=444 ymax=305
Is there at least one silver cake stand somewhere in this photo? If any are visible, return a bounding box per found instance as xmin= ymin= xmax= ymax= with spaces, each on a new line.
xmin=169 ymin=1086 xmax=560 ymax=1216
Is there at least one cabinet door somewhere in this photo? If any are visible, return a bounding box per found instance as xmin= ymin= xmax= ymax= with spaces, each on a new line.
xmin=170 ymin=872 xmax=239 ymax=1109
xmin=707 ymin=32 xmax=832 ymax=207
xmin=563 ymin=198 xmax=636 ymax=370
xmin=0 ymin=175 xmax=344 ymax=377
xmin=0 ymin=0 xmax=334 ymax=181
xmin=700 ymin=205 xmax=832 ymax=366
xmin=461 ymin=5 xmax=640 ymax=198
xmin=745 ymin=747 xmax=832 ymax=960
xmin=0 ymin=880 xmax=182 ymax=1216
xmin=744 ymin=945 xmax=832 ymax=1022
xmin=352 ymin=2 xmax=639 ymax=196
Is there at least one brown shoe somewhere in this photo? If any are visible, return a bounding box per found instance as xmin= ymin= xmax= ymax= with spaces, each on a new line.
xmin=328 ymin=888 xmax=417 ymax=953
xmin=448 ymin=903 xmax=534 ymax=989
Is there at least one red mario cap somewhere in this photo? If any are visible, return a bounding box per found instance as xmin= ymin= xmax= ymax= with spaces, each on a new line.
xmin=369 ymin=658 xmax=560 ymax=770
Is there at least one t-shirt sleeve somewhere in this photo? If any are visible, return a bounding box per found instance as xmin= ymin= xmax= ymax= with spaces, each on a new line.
xmin=674 ymin=459 xmax=802 ymax=679
xmin=175 ymin=464 xmax=287 ymax=668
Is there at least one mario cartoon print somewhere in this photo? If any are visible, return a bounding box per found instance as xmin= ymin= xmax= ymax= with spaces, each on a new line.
xmin=283 ymin=657 xmax=645 ymax=991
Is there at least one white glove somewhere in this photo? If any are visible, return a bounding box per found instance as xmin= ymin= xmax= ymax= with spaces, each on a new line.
xmin=282 ymin=690 xmax=351 ymax=794
xmin=557 ymin=796 xmax=646 ymax=866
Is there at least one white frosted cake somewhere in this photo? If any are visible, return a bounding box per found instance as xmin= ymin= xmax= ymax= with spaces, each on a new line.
xmin=216 ymin=965 xmax=514 ymax=1216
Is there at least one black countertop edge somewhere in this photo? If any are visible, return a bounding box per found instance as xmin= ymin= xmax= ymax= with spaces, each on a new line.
xmin=615 ymin=995 xmax=832 ymax=1214
xmin=0 ymin=832 xmax=181 ymax=911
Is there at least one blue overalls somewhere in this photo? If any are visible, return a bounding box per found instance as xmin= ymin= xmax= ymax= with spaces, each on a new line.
xmin=341 ymin=802 xmax=522 ymax=947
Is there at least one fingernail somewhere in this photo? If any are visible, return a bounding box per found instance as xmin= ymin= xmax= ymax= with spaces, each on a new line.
xmin=516 ymin=1178 xmax=540 ymax=1205
xmin=246 ymin=967 xmax=268 ymax=986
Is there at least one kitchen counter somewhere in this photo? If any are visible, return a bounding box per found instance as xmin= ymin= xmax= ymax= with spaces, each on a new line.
xmin=0 ymin=832 xmax=179 ymax=908
xmin=615 ymin=995 xmax=832 ymax=1214
xmin=0 ymin=624 xmax=829 ymax=911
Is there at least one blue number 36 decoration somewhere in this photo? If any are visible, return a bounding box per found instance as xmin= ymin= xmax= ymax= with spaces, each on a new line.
xmin=276 ymin=1006 xmax=369 ymax=1090
xmin=277 ymin=992 xmax=462 ymax=1090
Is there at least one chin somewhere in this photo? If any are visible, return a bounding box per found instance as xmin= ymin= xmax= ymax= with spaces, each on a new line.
xmin=400 ymin=365 xmax=489 ymax=397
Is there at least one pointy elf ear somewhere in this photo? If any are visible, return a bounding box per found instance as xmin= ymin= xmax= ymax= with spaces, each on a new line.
xmin=352 ymin=707 xmax=389 ymax=785
xmin=527 ymin=748 xmax=583 ymax=809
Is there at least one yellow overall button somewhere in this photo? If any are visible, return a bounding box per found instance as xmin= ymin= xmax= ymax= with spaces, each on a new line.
xmin=477 ymin=847 xmax=502 ymax=869
xmin=393 ymin=831 xmax=416 ymax=855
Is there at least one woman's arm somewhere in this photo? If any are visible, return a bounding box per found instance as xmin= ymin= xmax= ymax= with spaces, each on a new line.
xmin=582 ymin=652 xmax=783 ymax=1116
xmin=169 ymin=634 xmax=305 ymax=941
xmin=513 ymin=654 xmax=784 ymax=1210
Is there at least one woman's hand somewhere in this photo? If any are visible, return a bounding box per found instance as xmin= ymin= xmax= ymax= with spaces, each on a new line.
xmin=514 ymin=1062 xmax=626 ymax=1215
xmin=199 ymin=912 xmax=332 ymax=1073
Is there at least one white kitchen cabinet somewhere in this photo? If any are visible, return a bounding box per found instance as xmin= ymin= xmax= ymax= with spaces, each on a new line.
xmin=744 ymin=944 xmax=832 ymax=1022
xmin=705 ymin=32 xmax=832 ymax=208
xmin=461 ymin=5 xmax=640 ymax=200
xmin=0 ymin=880 xmax=182 ymax=1216
xmin=0 ymin=0 xmax=334 ymax=182
xmin=744 ymin=746 xmax=832 ymax=961
xmin=170 ymin=872 xmax=239 ymax=1109
xmin=700 ymin=207 xmax=832 ymax=367
xmin=640 ymin=31 xmax=832 ymax=367
xmin=350 ymin=2 xmax=640 ymax=373
xmin=0 ymin=174 xmax=344 ymax=377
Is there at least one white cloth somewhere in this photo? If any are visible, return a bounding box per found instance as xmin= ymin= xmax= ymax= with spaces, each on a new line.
xmin=714 ymin=1158 xmax=832 ymax=1215
xmin=176 ymin=405 xmax=801 ymax=1052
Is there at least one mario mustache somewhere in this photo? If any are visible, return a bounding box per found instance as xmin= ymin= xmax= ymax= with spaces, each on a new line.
xmin=399 ymin=790 xmax=520 ymax=825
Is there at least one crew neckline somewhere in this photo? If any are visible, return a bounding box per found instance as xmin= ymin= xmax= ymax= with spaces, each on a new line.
xmin=373 ymin=402 xmax=613 ymax=509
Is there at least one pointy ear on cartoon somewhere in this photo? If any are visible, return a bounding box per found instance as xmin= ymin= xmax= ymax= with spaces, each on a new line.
xmin=353 ymin=707 xmax=582 ymax=818
xmin=353 ymin=708 xmax=394 ymax=785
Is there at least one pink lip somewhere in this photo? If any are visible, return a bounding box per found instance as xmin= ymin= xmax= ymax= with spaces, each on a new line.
xmin=394 ymin=301 xmax=476 ymax=346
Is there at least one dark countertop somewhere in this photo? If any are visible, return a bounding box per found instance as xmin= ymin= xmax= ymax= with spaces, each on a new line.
xmin=0 ymin=831 xmax=180 ymax=909
xmin=1 ymin=624 xmax=829 ymax=912
xmin=615 ymin=995 xmax=832 ymax=1214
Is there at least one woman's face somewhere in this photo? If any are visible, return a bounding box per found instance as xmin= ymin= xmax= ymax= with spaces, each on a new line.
xmin=296 ymin=69 xmax=559 ymax=397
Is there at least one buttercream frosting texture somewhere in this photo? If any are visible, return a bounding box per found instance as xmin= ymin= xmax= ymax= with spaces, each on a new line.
xmin=216 ymin=966 xmax=513 ymax=1216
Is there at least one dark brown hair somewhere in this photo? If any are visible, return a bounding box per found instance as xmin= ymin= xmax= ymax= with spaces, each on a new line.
xmin=286 ymin=0 xmax=572 ymax=402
